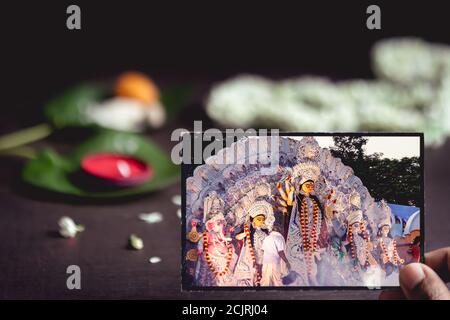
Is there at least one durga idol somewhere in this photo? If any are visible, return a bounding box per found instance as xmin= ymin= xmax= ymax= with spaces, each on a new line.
xmin=276 ymin=161 xmax=330 ymax=285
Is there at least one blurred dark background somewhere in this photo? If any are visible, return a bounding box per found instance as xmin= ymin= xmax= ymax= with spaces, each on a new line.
xmin=2 ymin=1 xmax=450 ymax=132
xmin=0 ymin=1 xmax=449 ymax=299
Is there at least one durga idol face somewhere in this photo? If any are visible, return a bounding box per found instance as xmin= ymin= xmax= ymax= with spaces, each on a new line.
xmin=210 ymin=199 xmax=222 ymax=214
xmin=381 ymin=225 xmax=390 ymax=237
xmin=252 ymin=214 xmax=266 ymax=229
xmin=352 ymin=222 xmax=361 ymax=235
xmin=207 ymin=219 xmax=225 ymax=234
xmin=301 ymin=181 xmax=315 ymax=194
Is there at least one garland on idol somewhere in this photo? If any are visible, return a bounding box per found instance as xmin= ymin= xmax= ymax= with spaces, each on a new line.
xmin=347 ymin=222 xmax=370 ymax=270
xmin=360 ymin=222 xmax=371 ymax=267
xmin=299 ymin=197 xmax=320 ymax=276
xmin=243 ymin=223 xmax=261 ymax=284
xmin=393 ymin=239 xmax=399 ymax=265
xmin=243 ymin=223 xmax=256 ymax=263
xmin=347 ymin=224 xmax=357 ymax=270
xmin=380 ymin=237 xmax=402 ymax=265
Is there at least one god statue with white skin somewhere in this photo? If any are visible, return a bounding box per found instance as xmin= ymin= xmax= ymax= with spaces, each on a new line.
xmin=195 ymin=192 xmax=237 ymax=286
xmin=345 ymin=210 xmax=367 ymax=269
xmin=323 ymin=193 xmax=348 ymax=260
xmin=376 ymin=221 xmax=404 ymax=276
xmin=233 ymin=201 xmax=272 ymax=286
xmin=344 ymin=209 xmax=378 ymax=274
xmin=276 ymin=162 xmax=332 ymax=286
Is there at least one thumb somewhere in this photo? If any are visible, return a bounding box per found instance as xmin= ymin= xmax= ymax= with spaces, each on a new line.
xmin=399 ymin=263 xmax=450 ymax=300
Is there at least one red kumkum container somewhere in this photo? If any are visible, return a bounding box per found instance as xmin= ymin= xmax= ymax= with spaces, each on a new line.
xmin=81 ymin=153 xmax=153 ymax=187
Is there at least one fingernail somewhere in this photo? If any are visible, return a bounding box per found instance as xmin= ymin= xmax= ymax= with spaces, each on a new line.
xmin=400 ymin=263 xmax=425 ymax=291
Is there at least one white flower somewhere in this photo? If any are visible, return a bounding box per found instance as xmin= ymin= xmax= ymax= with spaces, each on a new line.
xmin=206 ymin=75 xmax=275 ymax=128
xmin=58 ymin=216 xmax=84 ymax=238
xmin=372 ymin=38 xmax=440 ymax=85
xmin=86 ymin=98 xmax=148 ymax=132
xmin=85 ymin=97 xmax=166 ymax=132
xmin=145 ymin=102 xmax=166 ymax=129
xmin=149 ymin=256 xmax=162 ymax=264
xmin=129 ymin=234 xmax=144 ymax=250
xmin=138 ymin=212 xmax=163 ymax=224
xmin=206 ymin=38 xmax=450 ymax=147
xmin=171 ymin=195 xmax=181 ymax=206
xmin=171 ymin=194 xmax=182 ymax=219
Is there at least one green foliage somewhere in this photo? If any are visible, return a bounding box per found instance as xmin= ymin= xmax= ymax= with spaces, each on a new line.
xmin=330 ymin=136 xmax=421 ymax=206
xmin=44 ymin=83 xmax=109 ymax=128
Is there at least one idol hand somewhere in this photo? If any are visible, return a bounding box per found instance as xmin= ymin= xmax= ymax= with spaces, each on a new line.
xmin=275 ymin=176 xmax=295 ymax=214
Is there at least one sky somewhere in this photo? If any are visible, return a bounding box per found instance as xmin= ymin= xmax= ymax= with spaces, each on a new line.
xmin=292 ymin=136 xmax=420 ymax=159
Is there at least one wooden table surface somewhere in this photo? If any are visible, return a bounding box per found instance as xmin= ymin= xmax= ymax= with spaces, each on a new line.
xmin=1 ymin=87 xmax=449 ymax=300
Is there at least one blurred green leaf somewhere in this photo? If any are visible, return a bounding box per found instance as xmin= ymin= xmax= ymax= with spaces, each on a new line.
xmin=22 ymin=129 xmax=179 ymax=197
xmin=44 ymin=83 xmax=109 ymax=129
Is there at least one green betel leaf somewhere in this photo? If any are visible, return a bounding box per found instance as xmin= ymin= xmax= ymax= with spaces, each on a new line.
xmin=22 ymin=129 xmax=179 ymax=197
xmin=22 ymin=149 xmax=82 ymax=194
xmin=44 ymin=82 xmax=109 ymax=128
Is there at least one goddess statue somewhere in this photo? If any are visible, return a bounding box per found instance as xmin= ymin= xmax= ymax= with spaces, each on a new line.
xmin=345 ymin=210 xmax=369 ymax=270
xmin=376 ymin=220 xmax=405 ymax=276
xmin=233 ymin=200 xmax=273 ymax=286
xmin=276 ymin=161 xmax=331 ymax=286
xmin=194 ymin=192 xmax=237 ymax=286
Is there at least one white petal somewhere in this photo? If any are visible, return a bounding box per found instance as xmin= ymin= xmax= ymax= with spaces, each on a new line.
xmin=149 ymin=256 xmax=161 ymax=264
xmin=129 ymin=234 xmax=144 ymax=250
xmin=58 ymin=216 xmax=79 ymax=238
xmin=59 ymin=228 xmax=76 ymax=238
xmin=85 ymin=97 xmax=147 ymax=132
xmin=145 ymin=103 xmax=166 ymax=129
xmin=58 ymin=216 xmax=76 ymax=229
xmin=171 ymin=195 xmax=181 ymax=206
xmin=138 ymin=212 xmax=163 ymax=224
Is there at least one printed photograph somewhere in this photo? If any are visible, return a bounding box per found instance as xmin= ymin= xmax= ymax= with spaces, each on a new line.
xmin=183 ymin=134 xmax=423 ymax=288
